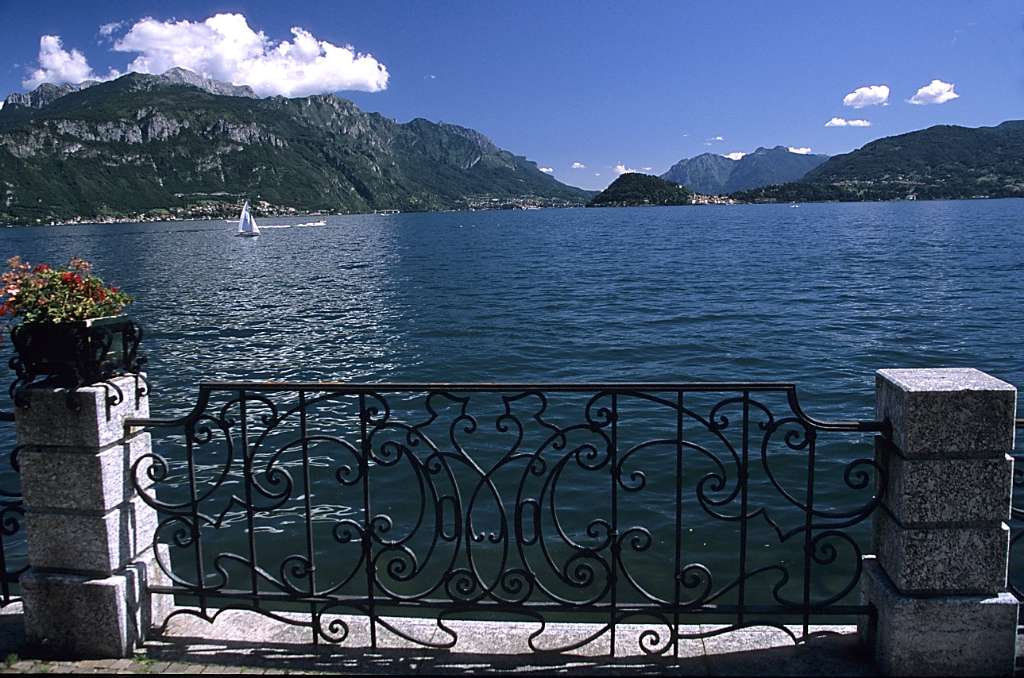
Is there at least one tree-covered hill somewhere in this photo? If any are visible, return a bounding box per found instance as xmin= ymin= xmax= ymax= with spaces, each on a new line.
xmin=0 ymin=70 xmax=591 ymax=223
xmin=734 ymin=121 xmax=1024 ymax=202
xmin=587 ymin=173 xmax=691 ymax=207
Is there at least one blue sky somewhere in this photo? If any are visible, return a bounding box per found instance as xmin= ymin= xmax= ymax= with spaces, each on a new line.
xmin=1 ymin=1 xmax=1021 ymax=190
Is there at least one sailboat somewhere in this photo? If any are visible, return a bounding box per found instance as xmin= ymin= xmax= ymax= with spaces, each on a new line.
xmin=236 ymin=200 xmax=260 ymax=237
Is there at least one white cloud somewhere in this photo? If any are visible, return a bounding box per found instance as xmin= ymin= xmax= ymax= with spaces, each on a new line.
xmin=111 ymin=13 xmax=389 ymax=96
xmin=539 ymin=167 xmax=554 ymax=174
xmin=571 ymin=161 xmax=586 ymax=169
xmin=22 ymin=35 xmax=119 ymax=88
xmin=99 ymin=21 xmax=125 ymax=38
xmin=788 ymin=146 xmax=812 ymax=154
xmin=825 ymin=117 xmax=871 ymax=127
xmin=641 ymin=166 xmax=653 ymax=171
xmin=706 ymin=135 xmax=724 ymax=142
xmin=723 ymin=152 xmax=746 ymax=160
xmin=594 ymin=173 xmax=601 ymax=177
xmin=614 ymin=163 xmax=640 ymax=175
xmin=908 ymin=79 xmax=959 ymax=105
xmin=843 ymin=84 xmax=889 ymax=108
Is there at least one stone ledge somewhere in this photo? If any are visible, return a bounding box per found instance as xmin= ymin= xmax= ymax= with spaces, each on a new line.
xmin=859 ymin=556 xmax=1017 ymax=677
xmin=875 ymin=368 xmax=1016 ymax=459
xmin=21 ymin=433 xmax=154 ymax=514
xmin=874 ymin=510 xmax=1009 ymax=595
xmin=876 ymin=437 xmax=1012 ymax=526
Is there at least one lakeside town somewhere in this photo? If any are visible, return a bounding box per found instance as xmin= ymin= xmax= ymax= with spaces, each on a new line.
xmin=18 ymin=192 xmax=740 ymax=227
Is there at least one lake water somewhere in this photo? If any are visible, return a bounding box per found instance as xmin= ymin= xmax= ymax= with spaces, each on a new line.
xmin=0 ymin=199 xmax=1021 ymax=619
xmin=3 ymin=200 xmax=1020 ymax=413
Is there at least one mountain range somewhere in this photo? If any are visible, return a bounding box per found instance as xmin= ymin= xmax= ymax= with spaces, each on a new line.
xmin=661 ymin=146 xmax=829 ymax=194
xmin=2 ymin=69 xmax=1022 ymax=223
xmin=0 ymin=69 xmax=590 ymax=223
xmin=734 ymin=121 xmax=1024 ymax=202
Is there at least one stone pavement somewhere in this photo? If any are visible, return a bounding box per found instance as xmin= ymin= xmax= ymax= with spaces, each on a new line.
xmin=0 ymin=603 xmax=880 ymax=675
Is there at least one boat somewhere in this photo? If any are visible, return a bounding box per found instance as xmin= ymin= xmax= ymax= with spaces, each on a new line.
xmin=236 ymin=200 xmax=261 ymax=237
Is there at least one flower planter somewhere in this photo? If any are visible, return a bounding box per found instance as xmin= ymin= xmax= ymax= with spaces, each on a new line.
xmin=9 ymin=315 xmax=144 ymax=389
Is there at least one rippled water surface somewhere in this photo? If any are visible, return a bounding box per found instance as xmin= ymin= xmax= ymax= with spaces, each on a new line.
xmin=3 ymin=200 xmax=1020 ymax=406
xmin=0 ymin=199 xmax=1021 ymax=614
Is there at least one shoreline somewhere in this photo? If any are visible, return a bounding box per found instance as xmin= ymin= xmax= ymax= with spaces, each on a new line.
xmin=2 ymin=194 xmax=1021 ymax=228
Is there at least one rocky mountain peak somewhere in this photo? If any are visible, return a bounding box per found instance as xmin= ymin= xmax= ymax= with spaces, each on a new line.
xmin=2 ymin=68 xmax=258 ymax=112
xmin=3 ymin=81 xmax=97 ymax=109
xmin=157 ymin=68 xmax=258 ymax=99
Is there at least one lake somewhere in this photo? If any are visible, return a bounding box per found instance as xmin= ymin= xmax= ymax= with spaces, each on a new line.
xmin=1 ymin=199 xmax=1021 ymax=616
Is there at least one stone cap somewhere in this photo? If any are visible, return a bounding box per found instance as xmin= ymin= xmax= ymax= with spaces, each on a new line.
xmin=876 ymin=368 xmax=1016 ymax=458
xmin=877 ymin=368 xmax=1016 ymax=394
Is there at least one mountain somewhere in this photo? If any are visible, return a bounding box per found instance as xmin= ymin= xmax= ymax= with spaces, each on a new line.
xmin=155 ymin=67 xmax=258 ymax=98
xmin=2 ymin=81 xmax=98 ymax=109
xmin=661 ymin=146 xmax=828 ymax=194
xmin=661 ymin=154 xmax=735 ymax=195
xmin=588 ymin=173 xmax=691 ymax=207
xmin=0 ymin=70 xmax=590 ymax=223
xmin=734 ymin=121 xmax=1024 ymax=202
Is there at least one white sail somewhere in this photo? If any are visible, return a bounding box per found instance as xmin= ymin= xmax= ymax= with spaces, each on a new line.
xmin=237 ymin=200 xmax=260 ymax=237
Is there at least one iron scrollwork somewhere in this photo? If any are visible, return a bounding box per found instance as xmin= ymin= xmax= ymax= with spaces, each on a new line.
xmin=0 ymin=410 xmax=26 ymax=607
xmin=128 ymin=382 xmax=886 ymax=655
xmin=9 ymin=316 xmax=145 ymax=410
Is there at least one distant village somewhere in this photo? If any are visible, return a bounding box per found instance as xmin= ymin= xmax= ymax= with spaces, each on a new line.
xmin=688 ymin=193 xmax=737 ymax=205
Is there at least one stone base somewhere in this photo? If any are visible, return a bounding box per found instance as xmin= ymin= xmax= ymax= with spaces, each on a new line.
xmin=21 ymin=546 xmax=171 ymax=658
xmin=859 ymin=556 xmax=1018 ymax=676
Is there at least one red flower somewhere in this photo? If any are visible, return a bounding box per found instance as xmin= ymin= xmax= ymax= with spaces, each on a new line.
xmin=61 ymin=272 xmax=75 ymax=284
xmin=33 ymin=264 xmax=50 ymax=273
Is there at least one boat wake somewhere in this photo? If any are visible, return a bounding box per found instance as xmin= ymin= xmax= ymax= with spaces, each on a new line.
xmin=257 ymin=220 xmax=327 ymax=229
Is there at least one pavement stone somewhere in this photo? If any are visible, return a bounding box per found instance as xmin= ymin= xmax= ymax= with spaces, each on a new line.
xmin=0 ymin=602 xmax=881 ymax=675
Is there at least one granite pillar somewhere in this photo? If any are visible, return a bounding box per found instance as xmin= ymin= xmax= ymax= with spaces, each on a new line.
xmin=861 ymin=368 xmax=1018 ymax=676
xmin=16 ymin=375 xmax=170 ymax=658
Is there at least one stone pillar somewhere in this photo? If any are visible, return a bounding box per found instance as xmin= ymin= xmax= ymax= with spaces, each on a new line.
xmin=15 ymin=375 xmax=170 ymax=658
xmin=861 ymin=368 xmax=1018 ymax=677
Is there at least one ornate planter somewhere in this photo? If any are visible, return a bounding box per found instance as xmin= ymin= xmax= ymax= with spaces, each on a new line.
xmin=9 ymin=315 xmax=144 ymax=392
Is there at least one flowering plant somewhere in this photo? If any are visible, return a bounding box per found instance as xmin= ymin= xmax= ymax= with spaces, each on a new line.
xmin=1 ymin=256 xmax=131 ymax=324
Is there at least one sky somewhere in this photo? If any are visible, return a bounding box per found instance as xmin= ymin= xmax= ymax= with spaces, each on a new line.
xmin=1 ymin=1 xmax=1022 ymax=190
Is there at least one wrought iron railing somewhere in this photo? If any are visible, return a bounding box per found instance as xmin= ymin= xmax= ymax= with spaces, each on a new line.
xmin=0 ymin=410 xmax=25 ymax=608
xmin=127 ymin=382 xmax=887 ymax=655
xmin=1011 ymin=417 xmax=1024 ymax=602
